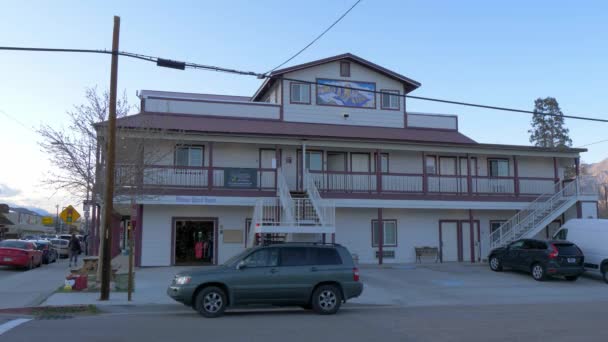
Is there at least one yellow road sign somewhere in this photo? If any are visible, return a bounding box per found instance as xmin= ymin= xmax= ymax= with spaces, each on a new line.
xmin=42 ymin=216 xmax=54 ymax=225
xmin=60 ymin=205 xmax=81 ymax=224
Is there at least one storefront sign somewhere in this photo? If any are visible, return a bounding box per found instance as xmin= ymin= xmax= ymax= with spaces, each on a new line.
xmin=224 ymin=168 xmax=258 ymax=189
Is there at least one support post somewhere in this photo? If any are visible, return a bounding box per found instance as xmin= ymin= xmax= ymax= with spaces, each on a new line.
xmin=466 ymin=154 xmax=472 ymax=195
xmin=100 ymin=16 xmax=120 ymax=301
xmin=468 ymin=209 xmax=475 ymax=263
xmin=207 ymin=141 xmax=213 ymax=191
xmin=377 ymin=208 xmax=383 ymax=265
xmin=375 ymin=149 xmax=381 ymax=194
xmin=127 ymin=222 xmax=134 ymax=301
xmin=302 ymin=142 xmax=307 ymax=190
xmin=513 ymin=155 xmax=519 ymax=196
xmin=422 ymin=152 xmax=427 ymax=194
xmin=575 ymin=157 xmax=580 ymax=177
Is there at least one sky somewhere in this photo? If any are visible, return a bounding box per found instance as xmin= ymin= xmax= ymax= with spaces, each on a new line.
xmin=1 ymin=0 xmax=607 ymax=213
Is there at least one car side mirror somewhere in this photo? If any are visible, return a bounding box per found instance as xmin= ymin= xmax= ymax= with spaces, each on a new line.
xmin=236 ymin=260 xmax=247 ymax=270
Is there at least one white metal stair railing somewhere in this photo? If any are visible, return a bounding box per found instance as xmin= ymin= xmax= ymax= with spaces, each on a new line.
xmin=304 ymin=169 xmax=335 ymax=228
xmin=276 ymin=167 xmax=295 ymax=223
xmin=489 ymin=177 xmax=595 ymax=249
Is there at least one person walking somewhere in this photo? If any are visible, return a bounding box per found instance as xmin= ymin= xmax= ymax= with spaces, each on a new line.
xmin=68 ymin=234 xmax=82 ymax=268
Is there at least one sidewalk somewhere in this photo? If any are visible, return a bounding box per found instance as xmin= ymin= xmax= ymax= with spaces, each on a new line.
xmin=43 ymin=266 xmax=190 ymax=306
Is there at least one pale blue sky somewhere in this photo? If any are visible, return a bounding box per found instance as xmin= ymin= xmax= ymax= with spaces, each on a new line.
xmin=1 ymin=0 xmax=607 ymax=212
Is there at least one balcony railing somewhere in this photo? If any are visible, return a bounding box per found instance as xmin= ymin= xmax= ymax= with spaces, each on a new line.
xmin=115 ymin=164 xmax=277 ymax=191
xmin=309 ymin=170 xmax=557 ymax=197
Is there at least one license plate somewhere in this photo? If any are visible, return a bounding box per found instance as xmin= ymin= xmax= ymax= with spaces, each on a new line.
xmin=567 ymin=258 xmax=577 ymax=263
xmin=3 ymin=257 xmax=12 ymax=262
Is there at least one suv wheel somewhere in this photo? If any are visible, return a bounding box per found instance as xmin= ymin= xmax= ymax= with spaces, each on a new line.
xmin=489 ymin=256 xmax=502 ymax=272
xmin=531 ymin=263 xmax=546 ymax=281
xmin=312 ymin=285 xmax=342 ymax=315
xmin=195 ymin=286 xmax=227 ymax=318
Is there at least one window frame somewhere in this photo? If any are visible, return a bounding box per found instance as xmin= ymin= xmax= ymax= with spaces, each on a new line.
xmin=289 ymin=82 xmax=311 ymax=104
xmin=350 ymin=152 xmax=372 ymax=173
xmin=425 ymin=155 xmax=438 ymax=175
xmin=488 ymin=158 xmax=510 ymax=177
xmin=340 ymin=61 xmax=351 ymax=77
xmin=380 ymin=89 xmax=400 ymax=110
xmin=371 ymin=219 xmax=398 ymax=247
xmin=174 ymin=145 xmax=205 ymax=168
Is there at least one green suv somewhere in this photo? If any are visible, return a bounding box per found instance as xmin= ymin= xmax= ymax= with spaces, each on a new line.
xmin=167 ymin=243 xmax=363 ymax=317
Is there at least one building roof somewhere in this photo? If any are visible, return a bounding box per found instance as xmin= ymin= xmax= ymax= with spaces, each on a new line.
xmin=104 ymin=112 xmax=475 ymax=144
xmin=253 ymin=53 xmax=422 ymax=101
xmin=98 ymin=113 xmax=587 ymax=154
xmin=139 ymin=90 xmax=251 ymax=102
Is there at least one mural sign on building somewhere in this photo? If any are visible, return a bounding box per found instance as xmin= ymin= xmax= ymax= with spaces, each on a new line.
xmin=316 ymin=78 xmax=376 ymax=108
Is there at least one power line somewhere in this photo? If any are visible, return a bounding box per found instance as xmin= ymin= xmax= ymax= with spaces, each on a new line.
xmin=577 ymin=138 xmax=608 ymax=148
xmin=2 ymin=44 xmax=608 ymax=123
xmin=266 ymin=0 xmax=362 ymax=74
xmin=274 ymin=76 xmax=608 ymax=123
xmin=0 ymin=109 xmax=36 ymax=132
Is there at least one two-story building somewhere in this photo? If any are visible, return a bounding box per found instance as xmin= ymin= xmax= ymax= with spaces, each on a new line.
xmin=92 ymin=53 xmax=598 ymax=267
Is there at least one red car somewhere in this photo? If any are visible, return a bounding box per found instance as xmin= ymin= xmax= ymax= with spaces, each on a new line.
xmin=0 ymin=240 xmax=43 ymax=270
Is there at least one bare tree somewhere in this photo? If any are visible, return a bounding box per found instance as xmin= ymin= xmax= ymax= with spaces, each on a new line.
xmin=38 ymin=87 xmax=133 ymax=198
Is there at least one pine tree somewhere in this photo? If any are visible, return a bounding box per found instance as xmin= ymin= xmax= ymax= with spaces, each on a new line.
xmin=528 ymin=97 xmax=572 ymax=148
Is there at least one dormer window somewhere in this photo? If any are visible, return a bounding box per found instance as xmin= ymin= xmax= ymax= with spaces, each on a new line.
xmin=290 ymin=82 xmax=311 ymax=104
xmin=381 ymin=89 xmax=400 ymax=110
xmin=340 ymin=61 xmax=351 ymax=77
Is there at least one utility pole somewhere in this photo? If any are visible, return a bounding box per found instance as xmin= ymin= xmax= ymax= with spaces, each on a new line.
xmin=100 ymin=15 xmax=120 ymax=301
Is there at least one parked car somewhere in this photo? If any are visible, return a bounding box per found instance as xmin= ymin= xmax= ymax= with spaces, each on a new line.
xmin=167 ymin=243 xmax=363 ymax=318
xmin=50 ymin=239 xmax=69 ymax=258
xmin=21 ymin=235 xmax=40 ymax=241
xmin=488 ymin=238 xmax=584 ymax=281
xmin=34 ymin=240 xmax=58 ymax=264
xmin=0 ymin=239 xmax=43 ymax=270
xmin=553 ymin=219 xmax=608 ymax=283
xmin=59 ymin=234 xmax=83 ymax=254
xmin=40 ymin=234 xmax=58 ymax=241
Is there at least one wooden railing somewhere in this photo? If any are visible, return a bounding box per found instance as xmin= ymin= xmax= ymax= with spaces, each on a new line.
xmin=115 ymin=164 xmax=277 ymax=191
xmin=308 ymin=170 xmax=556 ymax=196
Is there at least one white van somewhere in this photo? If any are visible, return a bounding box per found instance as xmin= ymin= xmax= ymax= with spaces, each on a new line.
xmin=553 ymin=219 xmax=608 ymax=283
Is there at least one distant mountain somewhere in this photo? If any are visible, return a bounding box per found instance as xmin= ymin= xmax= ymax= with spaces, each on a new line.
xmin=1 ymin=202 xmax=52 ymax=217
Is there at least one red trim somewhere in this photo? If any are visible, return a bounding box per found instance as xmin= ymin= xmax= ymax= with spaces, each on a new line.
xmin=422 ymin=152 xmax=428 ymax=193
xmin=513 ymin=155 xmax=519 ymax=196
xmin=279 ymin=79 xmax=284 ymax=121
xmin=171 ymin=217 xmax=218 ymax=266
xmin=553 ymin=157 xmax=559 ymax=181
xmin=289 ymin=81 xmax=312 ymax=105
xmin=468 ymin=209 xmax=475 ymax=263
xmin=135 ymin=205 xmax=143 ymax=267
xmin=466 ymin=155 xmax=472 ymax=195
xmin=315 ymin=78 xmax=377 ymax=109
xmin=375 ymin=150 xmax=381 ymax=193
xmin=146 ymin=95 xmax=280 ymax=108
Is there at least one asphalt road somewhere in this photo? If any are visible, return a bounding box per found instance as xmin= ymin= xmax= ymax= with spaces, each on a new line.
xmin=3 ymin=301 xmax=608 ymax=342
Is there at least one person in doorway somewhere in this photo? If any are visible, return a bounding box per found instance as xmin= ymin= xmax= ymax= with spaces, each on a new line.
xmin=68 ymin=234 xmax=82 ymax=268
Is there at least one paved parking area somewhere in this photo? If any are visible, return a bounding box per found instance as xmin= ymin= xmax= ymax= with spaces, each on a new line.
xmin=353 ymin=262 xmax=608 ymax=307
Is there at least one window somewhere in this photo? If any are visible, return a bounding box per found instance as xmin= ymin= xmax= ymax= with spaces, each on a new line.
xmin=381 ymin=90 xmax=400 ymax=110
xmin=312 ymin=248 xmax=343 ymax=265
xmin=372 ymin=220 xmax=397 ymax=247
xmin=327 ymin=152 xmax=346 ymax=172
xmin=490 ymin=220 xmax=506 ymax=243
xmin=425 ymin=156 xmax=437 ymax=175
xmin=290 ymin=82 xmax=310 ymax=104
xmin=351 ymin=153 xmax=370 ymax=172
xmin=508 ymin=240 xmax=525 ymax=250
xmin=340 ymin=61 xmax=350 ymax=77
xmin=372 ymin=153 xmax=389 ymax=173
xmin=242 ymin=248 xmax=279 ymax=268
xmin=175 ymin=146 xmax=203 ymax=167
xmin=280 ymin=247 xmax=311 ymax=266
xmin=488 ymin=159 xmax=509 ymax=177
xmin=304 ymin=151 xmax=323 ymax=171
xmin=554 ymin=229 xmax=568 ymax=240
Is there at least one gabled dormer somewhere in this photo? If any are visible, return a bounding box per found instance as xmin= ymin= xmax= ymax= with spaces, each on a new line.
xmin=252 ymin=53 xmax=423 ymax=128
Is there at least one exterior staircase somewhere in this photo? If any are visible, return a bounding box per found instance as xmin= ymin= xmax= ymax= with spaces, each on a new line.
xmin=248 ymin=168 xmax=335 ymax=247
xmin=490 ymin=176 xmax=598 ymax=249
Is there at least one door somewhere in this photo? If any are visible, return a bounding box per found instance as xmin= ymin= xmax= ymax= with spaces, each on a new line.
xmin=461 ymin=221 xmax=480 ymax=262
xmin=276 ymin=247 xmax=316 ymax=303
xmin=502 ymin=240 xmax=525 ymax=268
xmin=440 ymin=222 xmax=459 ymax=262
xmin=231 ymin=247 xmax=280 ymax=304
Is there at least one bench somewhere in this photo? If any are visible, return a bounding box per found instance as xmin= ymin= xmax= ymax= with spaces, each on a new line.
xmin=415 ymin=247 xmax=439 ymax=263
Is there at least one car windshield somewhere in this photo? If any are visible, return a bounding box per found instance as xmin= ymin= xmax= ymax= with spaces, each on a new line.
xmin=0 ymin=240 xmax=29 ymax=249
xmin=223 ymin=248 xmax=254 ymax=267
xmin=51 ymin=239 xmax=68 ymax=246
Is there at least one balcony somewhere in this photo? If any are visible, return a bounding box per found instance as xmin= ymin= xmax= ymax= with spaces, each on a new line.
xmin=114 ymin=164 xmax=277 ymax=195
xmin=308 ymin=171 xmax=558 ymax=198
